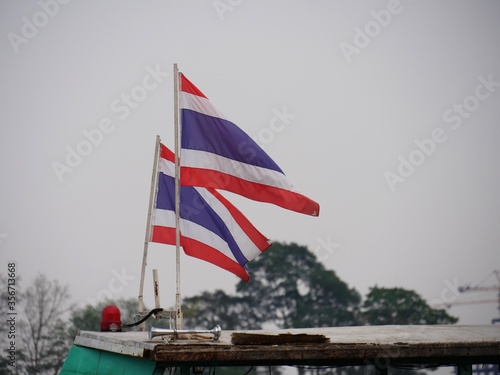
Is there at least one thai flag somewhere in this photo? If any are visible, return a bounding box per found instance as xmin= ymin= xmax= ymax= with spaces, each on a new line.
xmin=180 ymin=74 xmax=320 ymax=217
xmin=151 ymin=144 xmax=271 ymax=281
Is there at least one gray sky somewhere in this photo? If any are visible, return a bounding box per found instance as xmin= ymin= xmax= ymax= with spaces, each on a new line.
xmin=1 ymin=1 xmax=499 ymax=325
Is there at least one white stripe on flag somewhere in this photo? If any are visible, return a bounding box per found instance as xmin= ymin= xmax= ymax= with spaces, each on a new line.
xmin=182 ymin=148 xmax=301 ymax=192
xmin=195 ymin=188 xmax=262 ymax=261
xmin=179 ymin=218 xmax=238 ymax=263
xmin=153 ymin=208 xmax=175 ymax=228
xmin=153 ymin=208 xmax=240 ymax=264
xmin=181 ymin=92 xmax=227 ymax=120
xmin=158 ymin=158 xmax=175 ymax=177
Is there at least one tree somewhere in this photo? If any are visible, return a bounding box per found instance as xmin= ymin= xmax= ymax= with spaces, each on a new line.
xmin=236 ymin=242 xmax=361 ymax=328
xmin=183 ymin=290 xmax=259 ymax=330
xmin=183 ymin=244 xmax=458 ymax=375
xmin=20 ymin=274 xmax=72 ymax=375
xmin=356 ymin=286 xmax=457 ymax=375
xmin=360 ymin=286 xmax=458 ymax=325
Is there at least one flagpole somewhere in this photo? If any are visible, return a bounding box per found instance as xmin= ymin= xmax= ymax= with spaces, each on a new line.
xmin=173 ymin=63 xmax=183 ymax=330
xmin=138 ymin=134 xmax=161 ymax=330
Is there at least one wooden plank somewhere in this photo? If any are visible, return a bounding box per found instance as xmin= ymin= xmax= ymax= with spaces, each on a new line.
xmin=73 ymin=325 xmax=500 ymax=366
xmin=231 ymin=332 xmax=329 ymax=345
xmin=74 ymin=330 xmax=156 ymax=358
xmin=151 ymin=341 xmax=500 ymax=366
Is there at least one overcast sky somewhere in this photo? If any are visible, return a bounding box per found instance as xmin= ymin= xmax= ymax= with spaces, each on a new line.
xmin=1 ymin=1 xmax=499 ymax=325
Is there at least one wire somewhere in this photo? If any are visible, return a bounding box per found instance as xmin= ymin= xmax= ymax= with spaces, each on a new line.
xmin=121 ymin=308 xmax=164 ymax=328
xmin=476 ymin=271 xmax=498 ymax=288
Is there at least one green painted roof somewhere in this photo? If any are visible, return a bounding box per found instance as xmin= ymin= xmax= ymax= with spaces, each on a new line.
xmin=60 ymin=346 xmax=157 ymax=375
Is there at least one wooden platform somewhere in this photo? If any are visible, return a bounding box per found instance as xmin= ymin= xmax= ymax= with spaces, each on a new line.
xmin=72 ymin=325 xmax=500 ymax=367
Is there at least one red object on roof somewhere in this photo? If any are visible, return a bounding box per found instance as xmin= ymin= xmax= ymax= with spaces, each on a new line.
xmin=100 ymin=305 xmax=122 ymax=332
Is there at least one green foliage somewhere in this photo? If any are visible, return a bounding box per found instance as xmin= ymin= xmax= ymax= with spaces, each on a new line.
xmin=360 ymin=286 xmax=458 ymax=325
xmin=184 ymin=242 xmax=458 ymax=331
xmin=68 ymin=304 xmax=102 ymax=337
xmin=237 ymin=242 xmax=361 ymax=328
xmin=183 ymin=290 xmax=259 ymax=330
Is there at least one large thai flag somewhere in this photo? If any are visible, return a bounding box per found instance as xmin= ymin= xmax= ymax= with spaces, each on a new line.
xmin=151 ymin=144 xmax=271 ymax=281
xmin=180 ymin=74 xmax=320 ymax=217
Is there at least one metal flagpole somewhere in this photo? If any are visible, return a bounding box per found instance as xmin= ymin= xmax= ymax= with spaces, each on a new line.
xmin=173 ymin=63 xmax=183 ymax=330
xmin=138 ymin=134 xmax=161 ymax=331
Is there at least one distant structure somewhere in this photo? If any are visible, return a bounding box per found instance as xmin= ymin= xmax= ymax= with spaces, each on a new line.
xmin=457 ymin=270 xmax=500 ymax=323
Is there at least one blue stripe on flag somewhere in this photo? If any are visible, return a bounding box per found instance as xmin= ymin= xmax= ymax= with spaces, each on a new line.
xmin=180 ymin=187 xmax=248 ymax=266
xmin=156 ymin=172 xmax=249 ymax=266
xmin=181 ymin=109 xmax=284 ymax=174
xmin=156 ymin=173 xmax=175 ymax=211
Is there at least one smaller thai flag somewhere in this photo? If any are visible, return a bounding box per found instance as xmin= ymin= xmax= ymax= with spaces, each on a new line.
xmin=151 ymin=144 xmax=271 ymax=281
xmin=180 ymin=74 xmax=320 ymax=217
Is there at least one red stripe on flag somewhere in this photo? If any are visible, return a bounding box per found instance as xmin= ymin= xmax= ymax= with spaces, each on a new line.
xmin=207 ymin=188 xmax=270 ymax=251
xmin=181 ymin=237 xmax=250 ymax=281
xmin=151 ymin=226 xmax=176 ymax=245
xmin=182 ymin=168 xmax=320 ymax=217
xmin=160 ymin=144 xmax=175 ymax=162
xmin=151 ymin=227 xmax=251 ymax=281
xmin=181 ymin=74 xmax=207 ymax=98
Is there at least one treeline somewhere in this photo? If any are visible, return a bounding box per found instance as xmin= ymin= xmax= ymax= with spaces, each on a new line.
xmin=0 ymin=242 xmax=457 ymax=375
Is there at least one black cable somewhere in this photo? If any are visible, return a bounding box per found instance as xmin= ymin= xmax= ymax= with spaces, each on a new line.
xmin=121 ymin=308 xmax=164 ymax=328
